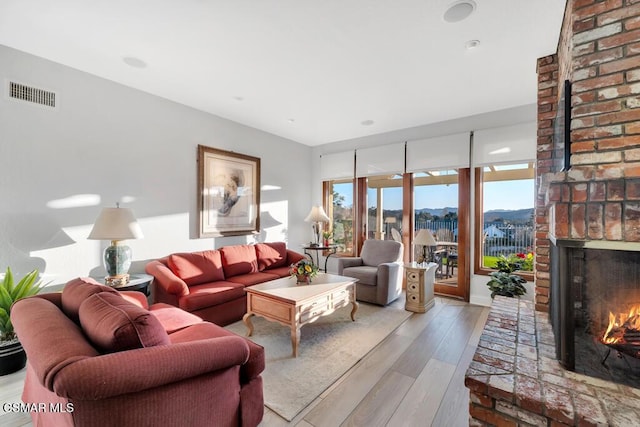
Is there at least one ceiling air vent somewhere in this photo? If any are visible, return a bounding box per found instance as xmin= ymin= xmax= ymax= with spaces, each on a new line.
xmin=8 ymin=81 xmax=56 ymax=108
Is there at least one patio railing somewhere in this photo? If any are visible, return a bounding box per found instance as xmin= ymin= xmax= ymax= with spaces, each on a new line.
xmin=405 ymin=220 xmax=534 ymax=257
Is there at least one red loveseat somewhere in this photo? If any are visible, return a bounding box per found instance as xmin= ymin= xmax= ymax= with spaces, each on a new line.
xmin=145 ymin=242 xmax=305 ymax=326
xmin=11 ymin=278 xmax=265 ymax=427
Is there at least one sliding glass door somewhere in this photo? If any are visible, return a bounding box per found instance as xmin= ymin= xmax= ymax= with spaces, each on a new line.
xmin=413 ymin=168 xmax=470 ymax=299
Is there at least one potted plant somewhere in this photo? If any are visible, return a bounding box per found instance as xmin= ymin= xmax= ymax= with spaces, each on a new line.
xmin=322 ymin=230 xmax=333 ymax=247
xmin=486 ymin=254 xmax=527 ymax=299
xmin=0 ymin=267 xmax=45 ymax=375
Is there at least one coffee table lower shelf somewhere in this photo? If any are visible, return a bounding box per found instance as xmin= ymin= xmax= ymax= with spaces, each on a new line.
xmin=242 ymin=274 xmax=359 ymax=357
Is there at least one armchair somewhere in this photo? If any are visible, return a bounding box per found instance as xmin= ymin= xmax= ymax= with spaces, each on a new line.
xmin=337 ymin=239 xmax=404 ymax=306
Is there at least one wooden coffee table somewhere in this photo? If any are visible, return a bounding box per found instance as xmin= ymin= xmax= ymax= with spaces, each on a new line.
xmin=242 ymin=273 xmax=359 ymax=357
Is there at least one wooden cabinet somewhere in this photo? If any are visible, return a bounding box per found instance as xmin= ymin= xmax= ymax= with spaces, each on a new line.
xmin=404 ymin=263 xmax=436 ymax=313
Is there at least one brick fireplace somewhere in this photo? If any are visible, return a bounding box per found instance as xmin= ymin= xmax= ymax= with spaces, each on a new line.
xmin=466 ymin=0 xmax=640 ymax=424
xmin=536 ymin=0 xmax=640 ymax=312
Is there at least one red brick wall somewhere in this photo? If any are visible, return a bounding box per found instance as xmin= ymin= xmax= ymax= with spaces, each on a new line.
xmin=536 ymin=0 xmax=640 ymax=312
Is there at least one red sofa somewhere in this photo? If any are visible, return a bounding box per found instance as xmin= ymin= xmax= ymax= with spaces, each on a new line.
xmin=145 ymin=242 xmax=305 ymax=326
xmin=11 ymin=278 xmax=265 ymax=427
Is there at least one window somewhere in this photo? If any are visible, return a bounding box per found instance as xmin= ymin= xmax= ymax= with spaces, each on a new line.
xmin=366 ymin=175 xmax=403 ymax=241
xmin=325 ymin=179 xmax=354 ymax=254
xmin=475 ymin=163 xmax=534 ymax=280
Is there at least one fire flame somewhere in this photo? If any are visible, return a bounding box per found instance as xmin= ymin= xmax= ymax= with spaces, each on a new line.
xmin=602 ymin=305 xmax=640 ymax=345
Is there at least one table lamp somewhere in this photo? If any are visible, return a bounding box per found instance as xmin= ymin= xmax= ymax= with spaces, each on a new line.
xmin=414 ymin=229 xmax=437 ymax=265
xmin=88 ymin=204 xmax=143 ymax=285
xmin=305 ymin=205 xmax=330 ymax=246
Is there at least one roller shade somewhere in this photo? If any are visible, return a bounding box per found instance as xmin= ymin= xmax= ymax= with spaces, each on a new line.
xmin=355 ymin=143 xmax=405 ymax=177
xmin=320 ymin=151 xmax=354 ymax=181
xmin=406 ymin=132 xmax=470 ymax=172
xmin=473 ymin=122 xmax=536 ymax=166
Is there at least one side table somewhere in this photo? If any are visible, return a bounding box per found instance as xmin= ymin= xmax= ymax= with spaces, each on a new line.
xmin=404 ymin=262 xmax=436 ymax=313
xmin=302 ymin=244 xmax=338 ymax=272
xmin=91 ymin=273 xmax=153 ymax=296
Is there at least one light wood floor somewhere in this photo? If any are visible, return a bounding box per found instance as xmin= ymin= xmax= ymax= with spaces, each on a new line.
xmin=0 ymin=296 xmax=488 ymax=427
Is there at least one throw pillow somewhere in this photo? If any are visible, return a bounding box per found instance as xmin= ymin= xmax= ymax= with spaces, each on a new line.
xmin=255 ymin=242 xmax=288 ymax=270
xmin=167 ymin=250 xmax=225 ymax=286
xmin=220 ymin=245 xmax=259 ymax=277
xmin=61 ymin=277 xmax=119 ymax=323
xmin=79 ymin=292 xmax=170 ymax=353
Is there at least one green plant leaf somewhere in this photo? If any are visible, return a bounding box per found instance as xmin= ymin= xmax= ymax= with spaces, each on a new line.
xmin=0 ymin=267 xmax=44 ymax=339
xmin=12 ymin=269 xmax=43 ymax=300
xmin=0 ymin=284 xmax=13 ymax=312
xmin=2 ymin=267 xmax=14 ymax=295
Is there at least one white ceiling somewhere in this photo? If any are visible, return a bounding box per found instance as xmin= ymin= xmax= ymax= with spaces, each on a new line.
xmin=0 ymin=0 xmax=565 ymax=146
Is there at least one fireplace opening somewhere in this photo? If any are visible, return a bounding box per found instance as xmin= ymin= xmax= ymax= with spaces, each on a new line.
xmin=550 ymin=240 xmax=640 ymax=388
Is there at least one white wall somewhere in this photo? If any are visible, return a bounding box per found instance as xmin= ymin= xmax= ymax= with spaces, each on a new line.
xmin=0 ymin=45 xmax=311 ymax=285
xmin=311 ymin=106 xmax=537 ymax=306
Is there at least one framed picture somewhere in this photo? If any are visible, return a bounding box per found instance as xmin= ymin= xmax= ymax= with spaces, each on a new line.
xmin=197 ymin=145 xmax=261 ymax=237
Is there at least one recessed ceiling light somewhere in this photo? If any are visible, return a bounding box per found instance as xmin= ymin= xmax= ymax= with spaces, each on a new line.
xmin=122 ymin=56 xmax=147 ymax=69
xmin=361 ymin=120 xmax=375 ymax=126
xmin=233 ymin=96 xmax=244 ymax=102
xmin=465 ymin=39 xmax=481 ymax=49
xmin=287 ymin=118 xmax=295 ymax=123
xmin=443 ymin=0 xmax=476 ymax=23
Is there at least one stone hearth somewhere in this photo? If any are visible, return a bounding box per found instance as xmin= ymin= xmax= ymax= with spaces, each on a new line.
xmin=465 ymin=296 xmax=640 ymax=426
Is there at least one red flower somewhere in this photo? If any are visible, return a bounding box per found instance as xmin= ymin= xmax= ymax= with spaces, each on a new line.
xmin=516 ymin=253 xmax=525 ymax=258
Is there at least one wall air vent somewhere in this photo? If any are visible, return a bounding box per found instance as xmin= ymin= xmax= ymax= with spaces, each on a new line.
xmin=8 ymin=81 xmax=56 ymax=108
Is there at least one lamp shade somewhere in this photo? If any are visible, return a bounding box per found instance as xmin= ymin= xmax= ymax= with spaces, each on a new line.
xmin=304 ymin=206 xmax=330 ymax=223
xmin=88 ymin=207 xmax=144 ymax=241
xmin=414 ymin=229 xmax=437 ymax=246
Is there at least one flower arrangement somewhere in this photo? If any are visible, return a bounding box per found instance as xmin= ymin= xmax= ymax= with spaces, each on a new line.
xmin=289 ymin=259 xmax=319 ymax=283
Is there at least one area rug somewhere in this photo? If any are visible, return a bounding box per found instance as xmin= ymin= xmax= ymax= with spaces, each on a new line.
xmin=225 ymin=302 xmax=412 ymax=421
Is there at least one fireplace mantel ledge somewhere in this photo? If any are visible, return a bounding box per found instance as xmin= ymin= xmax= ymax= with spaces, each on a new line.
xmin=549 ymin=234 xmax=640 ymax=252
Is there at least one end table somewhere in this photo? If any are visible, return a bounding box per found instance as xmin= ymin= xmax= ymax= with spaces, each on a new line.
xmin=92 ymin=273 xmax=153 ymax=296
xmin=404 ymin=262 xmax=436 ymax=313
xmin=302 ymin=244 xmax=338 ymax=272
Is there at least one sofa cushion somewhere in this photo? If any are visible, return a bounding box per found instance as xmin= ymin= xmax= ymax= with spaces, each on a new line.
xmin=226 ymin=272 xmax=280 ymax=286
xmin=258 ymin=265 xmax=292 ymax=278
xmin=342 ymin=266 xmax=379 ymax=286
xmin=150 ymin=303 xmax=204 ymax=333
xmin=179 ymin=281 xmax=246 ymax=312
xmin=79 ymin=292 xmax=170 ymax=353
xmin=61 ymin=277 xmax=119 ymax=323
xmin=255 ymin=242 xmax=288 ymax=271
xmin=221 ymin=245 xmax=258 ymax=278
xmin=168 ymin=250 xmax=225 ymax=286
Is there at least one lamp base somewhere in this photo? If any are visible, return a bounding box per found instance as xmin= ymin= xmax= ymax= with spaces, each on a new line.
xmin=105 ymin=274 xmax=130 ymax=287
xmin=104 ymin=241 xmax=132 ymax=280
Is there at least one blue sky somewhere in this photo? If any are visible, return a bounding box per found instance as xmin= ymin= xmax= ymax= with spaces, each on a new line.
xmin=336 ymin=180 xmax=534 ymax=212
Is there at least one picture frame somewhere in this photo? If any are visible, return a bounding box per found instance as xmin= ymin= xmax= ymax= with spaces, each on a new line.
xmin=197 ymin=145 xmax=261 ymax=237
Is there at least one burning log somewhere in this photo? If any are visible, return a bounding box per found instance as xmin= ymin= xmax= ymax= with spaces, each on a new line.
xmin=601 ymin=306 xmax=640 ymax=360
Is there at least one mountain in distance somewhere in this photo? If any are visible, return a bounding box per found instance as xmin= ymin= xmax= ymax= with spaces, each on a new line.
xmin=483 ymin=208 xmax=534 ymax=223
xmin=415 ymin=207 xmax=458 ymax=216
xmin=390 ymin=206 xmax=533 ymax=223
